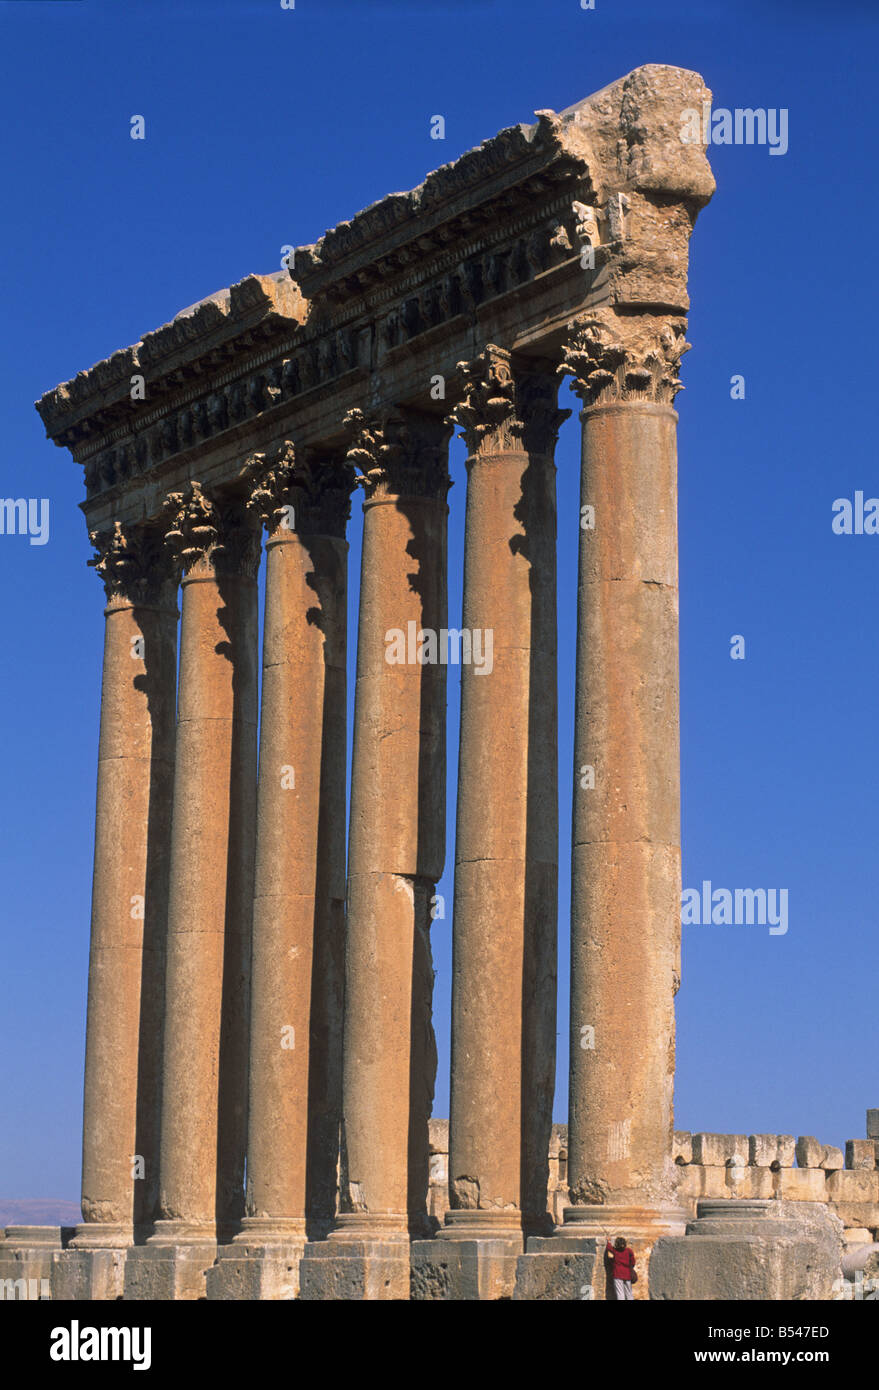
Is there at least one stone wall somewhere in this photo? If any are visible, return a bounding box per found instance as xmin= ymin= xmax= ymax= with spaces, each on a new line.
xmin=670 ymin=1112 xmax=879 ymax=1243
xmin=421 ymin=1111 xmax=879 ymax=1243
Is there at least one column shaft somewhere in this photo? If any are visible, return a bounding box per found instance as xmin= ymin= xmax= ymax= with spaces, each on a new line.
xmin=561 ymin=312 xmax=691 ymax=1238
xmin=76 ymin=526 xmax=177 ymax=1248
xmin=447 ymin=349 xmax=562 ymax=1240
xmin=151 ymin=485 xmax=259 ymax=1244
xmin=241 ymin=448 xmax=352 ymax=1240
xmin=340 ymin=411 xmax=449 ymax=1238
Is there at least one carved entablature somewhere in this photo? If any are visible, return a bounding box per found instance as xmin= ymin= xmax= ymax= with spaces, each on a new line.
xmin=162 ymin=480 xmax=261 ymax=581
xmin=559 ymin=311 xmax=691 ymax=409
xmin=88 ymin=520 xmax=177 ymax=607
xmin=242 ymin=440 xmax=356 ymax=539
xmin=35 ymin=65 xmax=715 ymax=531
xmin=452 ymin=346 xmax=570 ymax=457
xmin=345 ymin=408 xmax=452 ymax=502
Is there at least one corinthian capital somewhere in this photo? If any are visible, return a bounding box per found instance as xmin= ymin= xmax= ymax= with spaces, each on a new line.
xmin=451 ymin=345 xmax=569 ymax=456
xmin=88 ymin=520 xmax=177 ymax=606
xmin=242 ymin=440 xmax=356 ymax=539
xmin=161 ymin=480 xmax=261 ymax=580
xmin=344 ymin=407 xmax=452 ymax=502
xmin=559 ymin=311 xmax=691 ymax=409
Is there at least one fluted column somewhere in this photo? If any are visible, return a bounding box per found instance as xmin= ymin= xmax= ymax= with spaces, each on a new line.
xmin=135 ymin=483 xmax=259 ymax=1288
xmin=74 ymin=524 xmax=178 ymax=1250
xmin=210 ymin=443 xmax=354 ymax=1299
xmin=443 ymin=348 xmax=564 ymax=1270
xmin=301 ymin=407 xmax=449 ymax=1301
xmin=560 ymin=311 xmax=690 ymax=1242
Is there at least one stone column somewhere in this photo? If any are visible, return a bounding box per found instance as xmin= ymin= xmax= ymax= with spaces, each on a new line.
xmin=560 ymin=311 xmax=690 ymax=1264
xmin=412 ymin=348 xmax=565 ymax=1302
xmin=51 ymin=523 xmax=178 ymax=1303
xmin=208 ymin=443 xmax=354 ymax=1301
xmin=300 ymin=408 xmax=450 ymax=1301
xmin=124 ymin=482 xmax=260 ymax=1301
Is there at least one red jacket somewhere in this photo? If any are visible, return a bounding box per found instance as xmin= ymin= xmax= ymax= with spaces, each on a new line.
xmin=606 ymin=1242 xmax=635 ymax=1280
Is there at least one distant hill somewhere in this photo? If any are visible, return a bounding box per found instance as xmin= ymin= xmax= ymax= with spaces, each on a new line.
xmin=0 ymin=1199 xmax=80 ymax=1229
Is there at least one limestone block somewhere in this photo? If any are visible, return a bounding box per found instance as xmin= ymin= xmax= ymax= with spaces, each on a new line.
xmin=205 ymin=1242 xmax=305 ymax=1300
xmin=673 ymin=1131 xmax=692 ymax=1165
xmin=777 ymin=1168 xmax=827 ymax=1202
xmin=866 ymin=1110 xmax=879 ymax=1140
xmin=749 ymin=1134 xmax=795 ymax=1168
xmin=821 ymin=1146 xmax=844 ymax=1171
xmin=0 ymin=1228 xmax=62 ymax=1296
xmin=827 ymin=1170 xmax=879 ymax=1204
xmin=410 ymin=1237 xmax=522 ymax=1301
xmin=649 ymin=1199 xmax=842 ymax=1301
xmin=51 ymin=1249 xmax=126 ymax=1301
xmin=299 ymin=1238 xmax=410 ymax=1301
xmin=831 ymin=1206 xmax=879 ymax=1231
xmin=796 ymin=1136 xmax=824 ymax=1168
xmin=691 ymin=1133 xmax=748 ymax=1167
xmin=675 ymin=1165 xmax=705 ymax=1200
xmin=846 ymin=1140 xmax=877 ymax=1171
xmin=513 ymin=1235 xmax=599 ymax=1301
xmin=123 ymin=1243 xmax=216 ymax=1301
xmin=741 ymin=1167 xmax=776 ymax=1200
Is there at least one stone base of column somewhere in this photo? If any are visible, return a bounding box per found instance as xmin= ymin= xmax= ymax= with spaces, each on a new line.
xmin=124 ymin=1223 xmax=217 ymax=1300
xmin=411 ymin=1212 xmax=525 ymax=1301
xmin=206 ymin=1220 xmax=308 ymax=1300
xmin=554 ymin=1202 xmax=688 ymax=1299
xmin=0 ymin=1227 xmax=65 ymax=1300
xmin=51 ymin=1248 xmax=127 ymax=1301
xmin=299 ymin=1215 xmax=410 ymax=1301
xmin=512 ymin=1234 xmax=599 ymax=1301
xmin=649 ymin=1199 xmax=844 ymax=1301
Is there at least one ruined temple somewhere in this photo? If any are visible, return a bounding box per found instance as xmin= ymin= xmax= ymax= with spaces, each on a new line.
xmin=5 ymin=63 xmax=872 ymax=1301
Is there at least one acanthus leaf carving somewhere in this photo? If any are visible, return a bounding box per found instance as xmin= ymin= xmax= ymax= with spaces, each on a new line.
xmin=161 ymin=479 xmax=261 ymax=579
xmin=88 ymin=519 xmax=176 ymax=606
xmin=559 ymin=311 xmax=691 ymax=408
xmin=344 ymin=407 xmax=451 ymax=501
xmin=242 ymin=440 xmax=356 ymax=538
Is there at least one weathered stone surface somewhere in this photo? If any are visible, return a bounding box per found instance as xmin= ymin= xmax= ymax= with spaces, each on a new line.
xmin=846 ymin=1140 xmax=877 ymax=1171
xmin=822 ymin=1145 xmax=845 ymax=1171
xmin=777 ymin=1168 xmax=827 ymax=1202
xmin=650 ymin=1200 xmax=843 ymax=1302
xmin=299 ymin=1235 xmax=410 ymax=1301
xmin=411 ymin=1235 xmax=522 ymax=1301
xmin=0 ymin=1229 xmax=62 ymax=1299
xmin=827 ymin=1170 xmax=879 ymax=1203
xmin=691 ymin=1134 xmax=748 ymax=1168
xmin=796 ymin=1136 xmax=824 ymax=1169
xmin=513 ymin=1235 xmax=599 ymax=1301
xmin=123 ymin=1243 xmax=217 ymax=1301
xmin=206 ymin=1241 xmax=305 ymax=1301
xmin=51 ymin=1249 xmax=126 ymax=1301
xmin=867 ymin=1110 xmax=879 ymax=1140
xmin=749 ymin=1134 xmax=795 ymax=1168
xmin=673 ymin=1132 xmax=692 ymax=1165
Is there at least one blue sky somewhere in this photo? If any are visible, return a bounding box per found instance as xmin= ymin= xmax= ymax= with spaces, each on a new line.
xmin=1 ymin=0 xmax=877 ymax=1201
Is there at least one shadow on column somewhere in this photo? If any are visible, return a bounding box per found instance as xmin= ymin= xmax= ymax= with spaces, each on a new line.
xmin=510 ymin=445 xmax=558 ymax=1239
